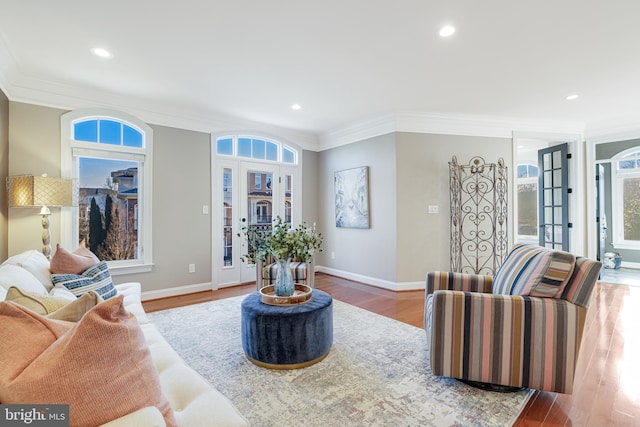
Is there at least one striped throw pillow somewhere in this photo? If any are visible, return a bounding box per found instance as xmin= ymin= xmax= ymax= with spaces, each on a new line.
xmin=51 ymin=261 xmax=117 ymax=300
xmin=493 ymin=244 xmax=576 ymax=299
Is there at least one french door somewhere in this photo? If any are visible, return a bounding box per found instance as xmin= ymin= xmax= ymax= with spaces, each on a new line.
xmin=538 ymin=143 xmax=570 ymax=250
xmin=213 ymin=160 xmax=298 ymax=288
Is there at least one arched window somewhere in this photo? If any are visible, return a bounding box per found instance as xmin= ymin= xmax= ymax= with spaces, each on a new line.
xmin=215 ymin=135 xmax=298 ymax=164
xmin=612 ymin=148 xmax=640 ymax=248
xmin=61 ymin=109 xmax=153 ymax=273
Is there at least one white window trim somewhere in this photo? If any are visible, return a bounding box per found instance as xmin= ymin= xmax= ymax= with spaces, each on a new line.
xmin=611 ymin=147 xmax=640 ymax=250
xmin=61 ymin=108 xmax=154 ymax=274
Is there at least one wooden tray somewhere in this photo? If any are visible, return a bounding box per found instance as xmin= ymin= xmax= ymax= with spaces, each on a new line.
xmin=259 ymin=284 xmax=312 ymax=305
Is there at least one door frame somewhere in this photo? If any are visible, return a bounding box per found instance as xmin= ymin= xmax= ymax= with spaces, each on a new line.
xmin=586 ymin=130 xmax=640 ymax=260
xmin=211 ymin=155 xmax=302 ymax=289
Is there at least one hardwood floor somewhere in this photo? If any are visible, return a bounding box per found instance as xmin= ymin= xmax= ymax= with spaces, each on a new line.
xmin=142 ymin=274 xmax=640 ymax=426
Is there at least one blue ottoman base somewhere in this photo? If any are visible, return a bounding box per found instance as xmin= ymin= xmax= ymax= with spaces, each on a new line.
xmin=241 ymin=290 xmax=333 ymax=369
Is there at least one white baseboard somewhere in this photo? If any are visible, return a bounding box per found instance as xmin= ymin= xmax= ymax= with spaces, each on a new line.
xmin=315 ymin=266 xmax=424 ymax=291
xmin=141 ymin=281 xmax=213 ymax=301
xmin=140 ymin=269 xmax=426 ymax=301
xmin=620 ymin=261 xmax=640 ymax=270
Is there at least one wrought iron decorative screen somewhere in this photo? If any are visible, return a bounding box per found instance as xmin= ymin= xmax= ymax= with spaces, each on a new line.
xmin=449 ymin=156 xmax=508 ymax=275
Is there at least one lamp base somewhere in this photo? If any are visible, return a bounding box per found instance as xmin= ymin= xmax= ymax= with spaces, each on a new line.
xmin=41 ymin=212 xmax=52 ymax=260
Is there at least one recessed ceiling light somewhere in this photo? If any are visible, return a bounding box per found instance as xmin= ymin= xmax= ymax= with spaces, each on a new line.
xmin=439 ymin=25 xmax=456 ymax=37
xmin=565 ymin=94 xmax=579 ymax=101
xmin=291 ymin=104 xmax=302 ymax=110
xmin=90 ymin=47 xmax=112 ymax=58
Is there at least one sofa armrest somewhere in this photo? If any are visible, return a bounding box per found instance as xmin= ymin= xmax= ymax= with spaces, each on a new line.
xmin=99 ymin=406 xmax=166 ymax=427
xmin=429 ymin=290 xmax=587 ymax=393
xmin=425 ymin=271 xmax=492 ymax=295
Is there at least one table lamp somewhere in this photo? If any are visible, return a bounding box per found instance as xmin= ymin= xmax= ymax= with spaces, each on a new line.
xmin=6 ymin=174 xmax=74 ymax=259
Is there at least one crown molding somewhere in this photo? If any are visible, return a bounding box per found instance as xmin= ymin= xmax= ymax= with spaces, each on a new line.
xmin=319 ymin=111 xmax=586 ymax=150
xmin=583 ymin=116 xmax=640 ymax=144
xmin=0 ymin=66 xmax=320 ymax=151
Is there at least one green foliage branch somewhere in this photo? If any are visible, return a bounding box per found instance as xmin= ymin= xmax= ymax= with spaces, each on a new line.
xmin=238 ymin=216 xmax=323 ymax=263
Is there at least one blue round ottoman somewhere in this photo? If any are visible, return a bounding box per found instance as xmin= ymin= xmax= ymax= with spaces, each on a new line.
xmin=241 ymin=289 xmax=333 ymax=369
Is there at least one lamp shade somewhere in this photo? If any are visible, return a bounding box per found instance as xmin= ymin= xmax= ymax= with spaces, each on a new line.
xmin=7 ymin=175 xmax=73 ymax=207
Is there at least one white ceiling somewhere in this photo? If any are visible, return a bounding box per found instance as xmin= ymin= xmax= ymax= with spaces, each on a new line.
xmin=1 ymin=1 xmax=640 ymax=149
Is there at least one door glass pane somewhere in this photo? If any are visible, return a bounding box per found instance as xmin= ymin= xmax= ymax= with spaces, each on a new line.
xmin=554 ymin=207 xmax=563 ymax=223
xmin=223 ymin=168 xmax=233 ymax=266
xmin=554 ymin=188 xmax=563 ymax=205
xmin=247 ymin=170 xmax=273 ymax=226
xmin=543 ymin=153 xmax=551 ymax=170
xmin=544 ymin=189 xmax=552 ymax=205
xmin=545 ymin=207 xmax=553 ymax=223
xmin=553 ymin=169 xmax=562 ymax=186
xmin=544 ymin=171 xmax=552 ymax=186
xmin=553 ymin=150 xmax=561 ymax=166
xmin=284 ymin=173 xmax=292 ymax=225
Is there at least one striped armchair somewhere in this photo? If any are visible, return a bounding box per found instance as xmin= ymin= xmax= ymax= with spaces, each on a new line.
xmin=255 ymin=256 xmax=315 ymax=291
xmin=424 ymin=244 xmax=602 ymax=393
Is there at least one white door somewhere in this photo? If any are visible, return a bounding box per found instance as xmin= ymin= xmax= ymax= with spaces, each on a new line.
xmin=212 ymin=160 xmax=297 ymax=288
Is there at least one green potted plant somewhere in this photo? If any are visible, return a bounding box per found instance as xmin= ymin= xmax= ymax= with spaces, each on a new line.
xmin=239 ymin=216 xmax=323 ymax=296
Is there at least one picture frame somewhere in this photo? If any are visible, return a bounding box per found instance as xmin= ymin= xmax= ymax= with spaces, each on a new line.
xmin=334 ymin=166 xmax=369 ymax=229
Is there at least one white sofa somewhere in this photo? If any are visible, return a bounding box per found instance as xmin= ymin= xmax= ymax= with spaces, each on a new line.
xmin=0 ymin=250 xmax=249 ymax=427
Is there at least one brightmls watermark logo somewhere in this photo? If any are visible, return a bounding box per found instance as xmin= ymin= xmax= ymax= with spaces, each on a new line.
xmin=0 ymin=405 xmax=69 ymax=426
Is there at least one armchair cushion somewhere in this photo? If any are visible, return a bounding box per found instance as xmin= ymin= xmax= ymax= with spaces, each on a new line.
xmin=492 ymin=244 xmax=576 ymax=299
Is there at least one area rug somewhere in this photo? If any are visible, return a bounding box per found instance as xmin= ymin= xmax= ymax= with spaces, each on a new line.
xmin=148 ymin=295 xmax=533 ymax=426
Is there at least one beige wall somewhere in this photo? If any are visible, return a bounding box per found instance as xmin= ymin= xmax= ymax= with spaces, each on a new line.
xmin=6 ymin=102 xmax=215 ymax=293
xmin=0 ymin=89 xmax=8 ymax=261
xmin=316 ymin=131 xmax=512 ymax=286
xmin=122 ymin=124 xmax=212 ymax=292
xmin=317 ymin=133 xmax=398 ymax=283
xmin=8 ymin=102 xmax=67 ymax=256
xmin=395 ymin=132 xmax=512 ymax=282
xmin=5 ymin=101 xmax=320 ymax=294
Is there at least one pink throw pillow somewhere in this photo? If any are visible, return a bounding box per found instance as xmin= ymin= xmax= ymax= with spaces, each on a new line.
xmin=50 ymin=244 xmax=100 ymax=274
xmin=0 ymin=296 xmax=177 ymax=427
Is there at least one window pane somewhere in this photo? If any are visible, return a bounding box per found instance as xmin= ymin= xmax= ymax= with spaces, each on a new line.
xmin=517 ymin=165 xmax=527 ymax=178
xmin=223 ymin=168 xmax=233 ymax=266
xmin=266 ymin=141 xmax=278 ymax=161
xmin=238 ymin=138 xmax=251 ymax=157
xmin=283 ymin=147 xmax=295 ymax=164
xmin=517 ymin=183 xmax=537 ymax=236
xmin=552 ymin=150 xmax=561 ymax=167
xmin=623 ymin=176 xmax=640 ymax=241
xmin=528 ymin=165 xmax=539 ymax=176
xmin=74 ymin=120 xmax=98 ymax=142
xmin=543 ymin=153 xmax=551 ymax=170
xmin=217 ymin=137 xmax=233 ymax=155
xmin=553 ymin=169 xmax=562 ymax=186
xmin=78 ymin=157 xmax=139 ymax=261
xmin=123 ymin=125 xmax=143 ymax=147
xmin=252 ymin=139 xmax=266 ymax=159
xmin=100 ymin=120 xmax=122 ymax=145
xmin=619 ymin=159 xmax=635 ymax=170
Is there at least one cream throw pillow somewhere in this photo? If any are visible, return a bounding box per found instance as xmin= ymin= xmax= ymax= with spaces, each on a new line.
xmin=0 ymin=296 xmax=177 ymax=427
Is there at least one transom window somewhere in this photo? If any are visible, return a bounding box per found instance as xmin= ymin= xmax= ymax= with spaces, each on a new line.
xmin=216 ymin=135 xmax=297 ymax=164
xmin=61 ymin=109 xmax=153 ymax=273
xmin=612 ymin=149 xmax=640 ymax=248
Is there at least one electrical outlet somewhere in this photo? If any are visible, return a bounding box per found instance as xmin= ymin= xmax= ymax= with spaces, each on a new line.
xmin=428 ymin=205 xmax=439 ymax=214
xmin=188 ymin=263 xmax=196 ymax=273
xmin=331 ymin=251 xmax=335 ymax=260
xmin=202 ymin=205 xmax=209 ymax=215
